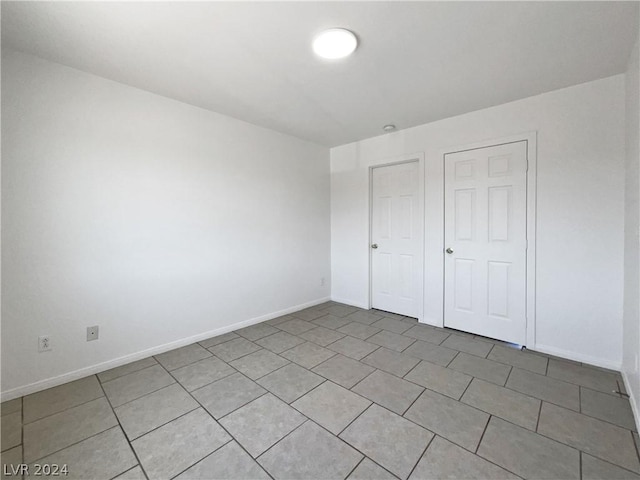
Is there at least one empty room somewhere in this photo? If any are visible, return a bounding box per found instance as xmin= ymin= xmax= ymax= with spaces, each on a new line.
xmin=1 ymin=1 xmax=639 ymax=479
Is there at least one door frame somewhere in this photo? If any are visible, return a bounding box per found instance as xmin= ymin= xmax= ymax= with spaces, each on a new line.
xmin=368 ymin=153 xmax=425 ymax=322
xmin=440 ymin=132 xmax=537 ymax=347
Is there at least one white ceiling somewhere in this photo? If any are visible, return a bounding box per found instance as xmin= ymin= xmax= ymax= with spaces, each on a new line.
xmin=2 ymin=1 xmax=638 ymax=147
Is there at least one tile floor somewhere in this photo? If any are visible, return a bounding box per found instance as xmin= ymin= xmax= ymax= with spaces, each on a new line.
xmin=1 ymin=301 xmax=639 ymax=479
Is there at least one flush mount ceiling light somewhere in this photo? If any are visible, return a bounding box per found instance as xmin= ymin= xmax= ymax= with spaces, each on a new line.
xmin=313 ymin=28 xmax=358 ymax=59
xmin=383 ymin=124 xmax=396 ymax=132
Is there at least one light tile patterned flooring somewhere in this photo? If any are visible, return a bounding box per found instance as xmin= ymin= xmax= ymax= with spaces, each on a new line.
xmin=1 ymin=301 xmax=639 ymax=479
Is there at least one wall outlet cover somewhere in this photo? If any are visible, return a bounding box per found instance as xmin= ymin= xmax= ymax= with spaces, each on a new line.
xmin=86 ymin=325 xmax=99 ymax=341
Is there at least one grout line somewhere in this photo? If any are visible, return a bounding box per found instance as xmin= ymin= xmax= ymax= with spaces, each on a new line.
xmin=109 ymin=464 xmax=147 ymax=480
xmin=336 ymin=402 xmax=375 ymax=438
xmin=97 ymin=378 xmax=152 ymax=479
xmin=535 ymin=400 xmax=543 ymax=432
xmin=406 ymin=433 xmax=435 ymax=479
xmin=166 ymin=439 xmax=234 ymax=480
xmin=579 ymin=451 xmax=583 ymax=480
xmin=579 ymin=386 xmax=582 ymax=413
xmin=342 ymin=456 xmax=366 ymax=479
xmin=474 ymin=415 xmax=492 ymax=454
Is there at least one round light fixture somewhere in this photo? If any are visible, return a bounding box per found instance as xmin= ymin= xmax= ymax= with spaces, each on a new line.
xmin=383 ymin=124 xmax=396 ymax=132
xmin=313 ymin=28 xmax=358 ymax=59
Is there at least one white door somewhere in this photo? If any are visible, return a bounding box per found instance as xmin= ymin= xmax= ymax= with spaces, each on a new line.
xmin=444 ymin=141 xmax=527 ymax=344
xmin=371 ymin=161 xmax=424 ymax=318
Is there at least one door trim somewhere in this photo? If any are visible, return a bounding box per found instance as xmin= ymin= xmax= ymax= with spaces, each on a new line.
xmin=368 ymin=153 xmax=425 ymax=322
xmin=439 ymin=132 xmax=537 ymax=347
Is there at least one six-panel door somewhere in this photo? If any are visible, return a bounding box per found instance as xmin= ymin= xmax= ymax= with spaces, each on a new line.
xmin=371 ymin=161 xmax=423 ymax=318
xmin=444 ymin=141 xmax=528 ymax=344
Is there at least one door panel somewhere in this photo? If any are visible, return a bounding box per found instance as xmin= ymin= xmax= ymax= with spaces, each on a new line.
xmin=371 ymin=161 xmax=423 ymax=318
xmin=444 ymin=141 xmax=527 ymax=344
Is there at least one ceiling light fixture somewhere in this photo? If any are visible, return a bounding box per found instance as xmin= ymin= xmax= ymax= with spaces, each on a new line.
xmin=313 ymin=28 xmax=358 ymax=59
xmin=383 ymin=124 xmax=396 ymax=132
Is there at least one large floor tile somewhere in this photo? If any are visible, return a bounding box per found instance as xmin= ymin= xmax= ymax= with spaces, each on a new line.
xmin=582 ymin=453 xmax=640 ymax=480
xmin=235 ymin=322 xmax=279 ymax=341
xmin=1 ymin=399 xmax=21 ymax=417
xmin=292 ymin=381 xmax=371 ymax=435
xmin=409 ymin=436 xmax=518 ymax=480
xmin=367 ymin=331 xmax=415 ymax=352
xmin=257 ymin=363 xmax=324 ymax=403
xmin=537 ymin=402 xmax=640 ymax=472
xmin=328 ymin=336 xmax=379 ymax=360
xmin=172 ymin=356 xmax=236 ymax=391
xmin=324 ymin=305 xmax=359 ymax=317
xmin=229 ymin=349 xmax=289 ymax=380
xmin=404 ymin=360 xmax=471 ymax=400
xmin=488 ymin=345 xmax=548 ymax=374
xmin=155 ymin=344 xmax=212 ymax=371
xmin=448 ymin=352 xmax=511 ymax=385
xmin=581 ymin=387 xmax=636 ymax=430
xmin=175 ymin=441 xmax=270 ymax=480
xmin=259 ymin=420 xmax=362 ymax=480
xmin=300 ymin=326 xmax=346 ymax=346
xmin=547 ymin=359 xmax=619 ymax=393
xmin=192 ymin=372 xmax=266 ymax=419
xmin=276 ymin=318 xmax=316 ymax=335
xmin=346 ymin=311 xmax=385 ymax=325
xmin=265 ymin=314 xmax=296 ymax=326
xmin=506 ymin=367 xmax=580 ymax=410
xmin=23 ymin=375 xmax=104 ymax=424
xmin=312 ymin=315 xmax=352 ymax=330
xmin=403 ymin=341 xmax=457 ymax=366
xmin=98 ymin=357 xmax=158 ymax=383
xmin=292 ymin=307 xmax=329 ymax=322
xmin=198 ymin=331 xmax=239 ymax=348
xmin=371 ymin=317 xmax=412 ymax=334
xmin=281 ymin=342 xmax=336 ymax=369
xmin=402 ymin=325 xmax=450 ymax=345
xmin=255 ymin=331 xmax=305 ymax=353
xmin=102 ymin=365 xmax=175 ymax=407
xmin=1 ymin=411 xmax=21 ymax=452
xmin=208 ymin=337 xmax=261 ymax=361
xmin=114 ymin=383 xmax=198 ymax=440
xmin=312 ymin=354 xmax=376 ymax=389
xmin=338 ymin=322 xmax=381 ymax=340
xmin=353 ymin=370 xmax=423 ymax=415
xmin=404 ymin=389 xmax=489 ymax=452
xmin=220 ymin=394 xmax=305 ymax=457
xmin=24 ymin=397 xmax=117 ymax=462
xmin=1 ymin=446 xmax=22 ymax=479
xmin=132 ymin=408 xmax=230 ymax=480
xmin=461 ymin=378 xmax=540 ymax=430
xmin=477 ymin=416 xmax=579 ymax=479
xmin=340 ymin=404 xmax=433 ymax=480
xmin=347 ymin=458 xmax=397 ymax=480
xmin=362 ymin=348 xmax=419 ymax=377
xmin=441 ymin=334 xmax=493 ymax=358
xmin=29 ymin=427 xmax=136 ymax=480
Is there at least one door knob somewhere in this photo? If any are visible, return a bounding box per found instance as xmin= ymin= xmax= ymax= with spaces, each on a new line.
xmin=445 ymin=247 xmax=454 ymax=254
xmin=371 ymin=244 xmax=378 ymax=249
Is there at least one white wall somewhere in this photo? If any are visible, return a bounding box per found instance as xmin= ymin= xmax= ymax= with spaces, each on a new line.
xmin=1 ymin=50 xmax=330 ymax=399
xmin=331 ymin=75 xmax=626 ymax=369
xmin=623 ymin=37 xmax=640 ymax=421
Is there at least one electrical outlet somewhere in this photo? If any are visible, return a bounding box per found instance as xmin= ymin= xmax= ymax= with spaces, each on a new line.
xmin=320 ymin=277 xmax=326 ymax=286
xmin=86 ymin=325 xmax=99 ymax=342
xmin=38 ymin=335 xmax=51 ymax=352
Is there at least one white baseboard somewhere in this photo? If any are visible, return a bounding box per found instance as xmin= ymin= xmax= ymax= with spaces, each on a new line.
xmin=532 ymin=343 xmax=622 ymax=371
xmin=621 ymin=370 xmax=640 ymax=433
xmin=0 ymin=296 xmax=330 ymax=402
xmin=330 ymin=297 xmax=369 ymax=310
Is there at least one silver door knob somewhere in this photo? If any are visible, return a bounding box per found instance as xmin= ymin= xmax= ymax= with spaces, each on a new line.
xmin=445 ymin=247 xmax=454 ymax=254
xmin=371 ymin=244 xmax=378 ymax=249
